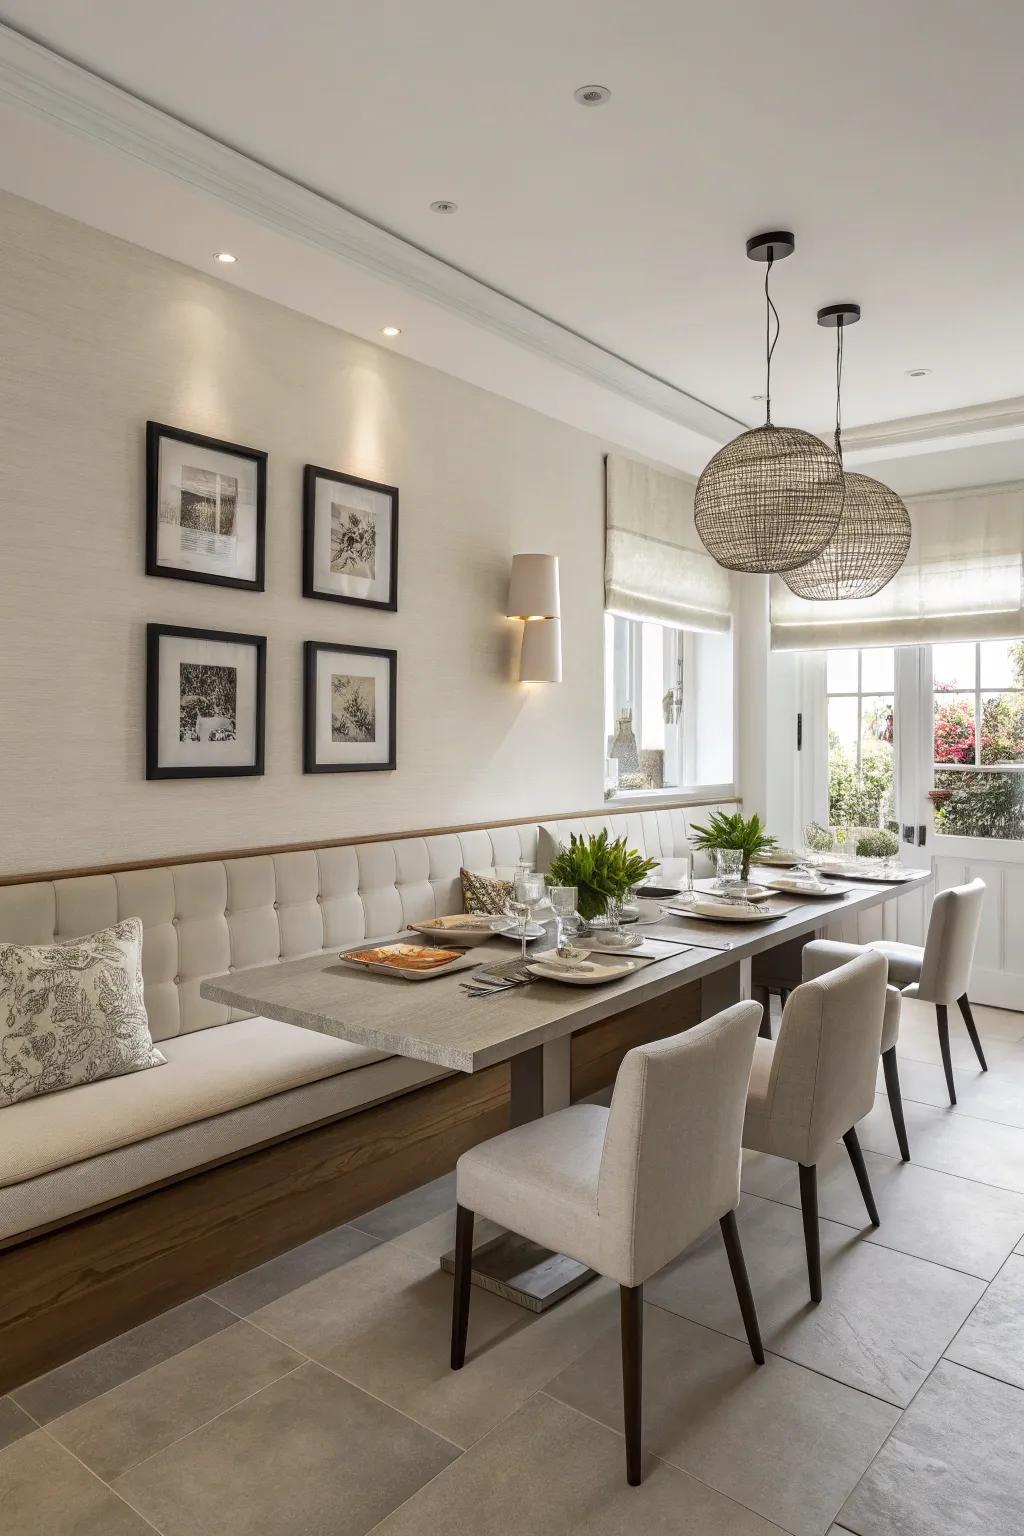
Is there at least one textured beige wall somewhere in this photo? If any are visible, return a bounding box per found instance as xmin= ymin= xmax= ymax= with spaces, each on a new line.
xmin=0 ymin=192 xmax=611 ymax=874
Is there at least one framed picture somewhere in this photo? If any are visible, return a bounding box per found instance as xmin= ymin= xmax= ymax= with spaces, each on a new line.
xmin=146 ymin=422 xmax=267 ymax=590
xmin=147 ymin=623 xmax=266 ymax=779
xmin=303 ymin=464 xmax=398 ymax=610
xmin=304 ymin=640 xmax=397 ymax=773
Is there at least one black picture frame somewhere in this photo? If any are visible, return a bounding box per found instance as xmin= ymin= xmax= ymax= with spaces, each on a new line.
xmin=304 ymin=640 xmax=397 ymax=773
xmin=302 ymin=464 xmax=399 ymax=611
xmin=146 ymin=421 xmax=267 ymax=591
xmin=147 ymin=623 xmax=267 ymax=780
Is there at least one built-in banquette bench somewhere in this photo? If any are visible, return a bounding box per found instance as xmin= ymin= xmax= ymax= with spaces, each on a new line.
xmin=0 ymin=800 xmax=731 ymax=1390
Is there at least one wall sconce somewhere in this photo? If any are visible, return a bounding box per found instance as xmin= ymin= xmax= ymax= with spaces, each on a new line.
xmin=507 ymin=553 xmax=561 ymax=683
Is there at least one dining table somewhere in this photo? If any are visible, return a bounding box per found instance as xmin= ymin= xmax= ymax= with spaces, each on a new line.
xmin=202 ymin=866 xmax=931 ymax=1310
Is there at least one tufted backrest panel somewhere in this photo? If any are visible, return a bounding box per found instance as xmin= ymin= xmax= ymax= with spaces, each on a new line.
xmin=0 ymin=807 xmax=734 ymax=1038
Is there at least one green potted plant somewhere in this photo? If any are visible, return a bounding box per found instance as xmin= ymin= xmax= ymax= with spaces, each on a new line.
xmin=688 ymin=810 xmax=778 ymax=881
xmin=546 ymin=831 xmax=657 ymax=923
xmin=855 ymin=828 xmax=900 ymax=859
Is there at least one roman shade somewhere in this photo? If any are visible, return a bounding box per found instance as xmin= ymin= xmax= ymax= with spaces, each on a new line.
xmin=605 ymin=454 xmax=734 ymax=633
xmin=770 ymin=481 xmax=1024 ymax=651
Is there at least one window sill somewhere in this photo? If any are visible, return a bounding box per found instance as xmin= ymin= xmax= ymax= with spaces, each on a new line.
xmin=604 ymin=786 xmax=738 ymax=811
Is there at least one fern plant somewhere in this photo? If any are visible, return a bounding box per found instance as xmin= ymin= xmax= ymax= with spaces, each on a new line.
xmin=688 ymin=810 xmax=778 ymax=881
xmin=546 ymin=831 xmax=657 ymax=921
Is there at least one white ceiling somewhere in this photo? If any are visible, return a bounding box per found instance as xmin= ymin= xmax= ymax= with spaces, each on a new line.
xmin=1 ymin=0 xmax=1023 ymax=479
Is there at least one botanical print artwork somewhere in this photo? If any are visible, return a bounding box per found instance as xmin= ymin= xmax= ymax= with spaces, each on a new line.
xmin=179 ymin=662 xmax=238 ymax=743
xmin=0 ymin=918 xmax=165 ymax=1108
xmin=330 ymin=503 xmax=377 ymax=578
xmin=331 ymin=672 xmax=376 ymax=743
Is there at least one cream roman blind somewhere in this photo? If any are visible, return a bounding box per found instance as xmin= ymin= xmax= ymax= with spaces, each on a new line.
xmin=770 ymin=481 xmax=1024 ymax=651
xmin=605 ymin=453 xmax=734 ymax=633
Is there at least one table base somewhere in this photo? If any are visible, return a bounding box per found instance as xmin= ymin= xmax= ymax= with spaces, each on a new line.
xmin=439 ymin=1232 xmax=595 ymax=1313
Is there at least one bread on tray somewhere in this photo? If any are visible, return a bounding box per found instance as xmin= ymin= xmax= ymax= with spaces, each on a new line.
xmin=343 ymin=943 xmax=462 ymax=970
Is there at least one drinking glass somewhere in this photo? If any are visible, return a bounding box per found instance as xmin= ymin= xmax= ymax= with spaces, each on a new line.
xmin=714 ymin=849 xmax=744 ymax=889
xmin=548 ymin=885 xmax=578 ymax=948
xmin=507 ymin=898 xmax=532 ymax=961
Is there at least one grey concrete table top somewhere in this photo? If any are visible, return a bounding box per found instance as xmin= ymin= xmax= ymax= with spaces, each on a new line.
xmin=202 ymin=870 xmax=930 ymax=1074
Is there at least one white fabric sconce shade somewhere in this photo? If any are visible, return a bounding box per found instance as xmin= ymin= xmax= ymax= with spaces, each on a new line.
xmin=520 ymin=618 xmax=562 ymax=683
xmin=507 ymin=554 xmax=560 ymax=619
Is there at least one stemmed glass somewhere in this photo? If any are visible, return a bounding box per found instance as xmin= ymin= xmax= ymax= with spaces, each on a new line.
xmin=510 ymin=871 xmax=545 ymax=961
xmin=507 ymin=899 xmax=532 ymax=961
xmin=548 ymin=885 xmax=579 ymax=949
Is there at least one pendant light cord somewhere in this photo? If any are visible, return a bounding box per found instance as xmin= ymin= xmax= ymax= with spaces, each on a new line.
xmin=834 ymin=319 xmax=844 ymax=468
xmin=764 ymin=252 xmax=780 ymax=427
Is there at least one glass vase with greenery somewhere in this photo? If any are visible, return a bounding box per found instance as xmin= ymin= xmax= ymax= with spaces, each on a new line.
xmin=688 ymin=811 xmax=778 ymax=881
xmin=546 ymin=832 xmax=657 ymax=923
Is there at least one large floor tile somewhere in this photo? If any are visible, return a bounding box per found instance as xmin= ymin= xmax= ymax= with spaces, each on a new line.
xmin=392 ymin=1208 xmax=503 ymax=1261
xmin=209 ymin=1224 xmax=379 ymax=1314
xmin=11 ymin=1296 xmax=236 ymax=1424
xmin=252 ymin=1236 xmax=618 ymax=1448
xmin=350 ymin=1171 xmax=457 ymax=1240
xmin=741 ymin=1149 xmax=794 ymax=1200
xmin=840 ymin=1359 xmax=1024 ymax=1536
xmin=858 ymin=1090 xmax=1024 ymax=1193
xmin=768 ymin=1142 xmax=1024 ymax=1278
xmin=116 ymin=1360 xmax=457 ymax=1536
xmin=547 ymin=1303 xmax=899 ymax=1536
xmin=0 ymin=1430 xmax=154 ymax=1536
xmin=647 ymin=1196 xmax=982 ymax=1407
xmin=372 ymin=1391 xmax=788 ymax=1536
xmin=0 ymin=1397 xmax=34 ymax=1453
xmin=47 ymin=1320 xmax=304 ymax=1481
xmin=945 ymin=1253 xmax=1024 ymax=1388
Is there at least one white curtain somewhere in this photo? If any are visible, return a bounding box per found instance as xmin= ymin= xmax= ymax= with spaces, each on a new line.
xmin=605 ymin=453 xmax=734 ymax=633
xmin=770 ymin=482 xmax=1024 ymax=651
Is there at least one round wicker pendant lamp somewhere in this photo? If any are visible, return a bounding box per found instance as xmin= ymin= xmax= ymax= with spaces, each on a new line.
xmin=694 ymin=232 xmax=844 ymax=574
xmin=782 ymin=305 xmax=911 ymax=601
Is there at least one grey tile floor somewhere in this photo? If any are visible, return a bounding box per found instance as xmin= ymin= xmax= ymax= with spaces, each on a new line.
xmin=4 ymin=995 xmax=1024 ymax=1535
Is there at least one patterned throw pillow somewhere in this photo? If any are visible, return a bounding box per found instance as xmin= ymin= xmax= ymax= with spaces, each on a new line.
xmin=0 ymin=918 xmax=166 ymax=1107
xmin=460 ymin=868 xmax=514 ymax=916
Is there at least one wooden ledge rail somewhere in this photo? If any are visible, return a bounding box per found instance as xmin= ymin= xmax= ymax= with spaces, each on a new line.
xmin=0 ymin=795 xmax=739 ymax=887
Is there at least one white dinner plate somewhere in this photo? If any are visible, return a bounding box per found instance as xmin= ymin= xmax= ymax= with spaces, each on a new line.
xmin=408 ymin=915 xmax=512 ymax=946
xmin=660 ymin=898 xmax=784 ymax=924
xmin=751 ymin=851 xmax=802 ymax=868
xmin=761 ymin=875 xmax=858 ymax=899
xmin=497 ymin=922 xmax=545 ymax=943
xmin=527 ymin=955 xmax=640 ymax=985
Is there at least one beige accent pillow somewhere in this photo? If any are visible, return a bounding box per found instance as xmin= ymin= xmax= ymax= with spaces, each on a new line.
xmin=0 ymin=918 xmax=166 ymax=1107
xmin=460 ymin=868 xmax=513 ymax=916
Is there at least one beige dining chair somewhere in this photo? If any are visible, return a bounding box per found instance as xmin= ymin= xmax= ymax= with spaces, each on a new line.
xmin=450 ymin=1001 xmax=764 ymax=1486
xmin=801 ymin=939 xmax=909 ymax=1161
xmin=743 ymin=950 xmax=888 ymax=1303
xmin=864 ymin=877 xmax=986 ymax=1105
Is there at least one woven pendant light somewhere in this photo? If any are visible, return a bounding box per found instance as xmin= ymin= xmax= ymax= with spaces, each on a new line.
xmin=783 ymin=305 xmax=911 ymax=601
xmin=694 ymin=232 xmax=844 ymax=574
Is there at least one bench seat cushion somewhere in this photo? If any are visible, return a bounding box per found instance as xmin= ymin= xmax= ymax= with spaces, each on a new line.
xmin=0 ymin=1034 xmax=443 ymax=1242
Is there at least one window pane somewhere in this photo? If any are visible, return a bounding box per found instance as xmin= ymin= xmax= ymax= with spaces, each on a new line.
xmin=980 ymin=639 xmax=1024 ymax=690
xmin=934 ymin=692 xmax=976 ymax=764
xmin=860 ymin=648 xmax=895 ymax=693
xmin=828 ymin=696 xmax=859 ymax=757
xmin=933 ymin=642 xmax=975 ymax=693
xmin=933 ymin=769 xmax=1024 ymax=839
xmin=857 ymin=697 xmax=894 ymax=826
xmin=826 ymin=649 xmax=858 ymax=693
xmin=980 ymin=692 xmax=1024 ymax=763
xmin=640 ymin=622 xmax=665 ymax=751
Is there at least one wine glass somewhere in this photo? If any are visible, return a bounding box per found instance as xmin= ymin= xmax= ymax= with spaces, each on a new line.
xmin=507 ymin=898 xmax=532 ymax=961
xmin=548 ymin=885 xmax=578 ymax=949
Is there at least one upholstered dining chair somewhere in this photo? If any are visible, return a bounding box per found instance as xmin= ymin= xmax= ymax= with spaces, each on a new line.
xmin=864 ymin=877 xmax=986 ymax=1105
xmin=743 ymin=950 xmax=888 ymax=1303
xmin=450 ymin=1002 xmax=764 ymax=1486
xmin=801 ymin=939 xmax=909 ymax=1161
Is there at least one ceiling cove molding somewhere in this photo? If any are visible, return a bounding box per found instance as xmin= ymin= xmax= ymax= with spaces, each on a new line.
xmin=837 ymin=397 xmax=1024 ymax=464
xmin=0 ymin=22 xmax=742 ymax=449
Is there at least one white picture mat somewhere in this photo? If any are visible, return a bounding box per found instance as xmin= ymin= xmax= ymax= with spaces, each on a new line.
xmin=315 ymin=649 xmax=391 ymax=766
xmin=312 ymin=476 xmax=393 ymax=602
xmin=157 ymin=634 xmax=259 ymax=769
xmin=156 ymin=437 xmax=259 ymax=582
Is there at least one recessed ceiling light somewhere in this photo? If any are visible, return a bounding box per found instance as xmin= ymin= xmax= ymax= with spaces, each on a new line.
xmin=430 ymin=200 xmax=458 ymax=214
xmin=574 ymin=84 xmax=611 ymax=105
xmin=380 ymin=326 xmax=402 ymax=337
xmin=213 ymin=251 xmax=237 ymax=264
xmin=906 ymin=367 xmax=932 ymax=377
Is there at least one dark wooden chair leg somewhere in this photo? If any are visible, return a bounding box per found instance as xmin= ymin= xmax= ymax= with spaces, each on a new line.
xmin=957 ymin=994 xmax=988 ymax=1072
xmin=779 ymin=987 xmax=791 ymax=1008
xmin=936 ymin=1004 xmax=957 ymax=1104
xmin=450 ymin=1204 xmax=474 ymax=1370
xmin=753 ymin=987 xmax=773 ymax=1039
xmin=720 ymin=1210 xmax=765 ymax=1364
xmin=798 ymin=1163 xmax=822 ymax=1303
xmin=842 ymin=1127 xmax=881 ymax=1227
xmin=620 ymin=1284 xmax=644 ymax=1486
xmin=881 ymin=1047 xmax=911 ymax=1162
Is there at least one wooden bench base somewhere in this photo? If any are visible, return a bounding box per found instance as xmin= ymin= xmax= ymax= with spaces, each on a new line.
xmin=0 ymin=983 xmax=698 ymax=1393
